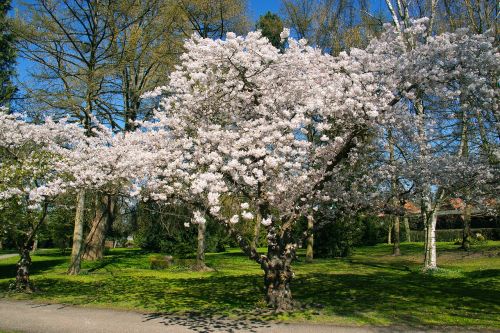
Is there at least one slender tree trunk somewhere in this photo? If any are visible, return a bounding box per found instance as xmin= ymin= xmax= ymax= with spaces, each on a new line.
xmin=0 ymin=239 xmax=3 ymax=249
xmin=403 ymin=216 xmax=411 ymax=242
xmin=393 ymin=216 xmax=401 ymax=256
xmin=251 ymin=213 xmax=262 ymax=251
xmin=461 ymin=203 xmax=473 ymax=250
xmin=30 ymin=236 xmax=38 ymax=254
xmin=68 ymin=190 xmax=86 ymax=274
xmin=305 ymin=214 xmax=314 ymax=263
xmin=261 ymin=227 xmax=295 ymax=311
xmin=387 ymin=218 xmax=392 ymax=244
xmin=423 ymin=206 xmax=438 ymax=270
xmin=194 ymin=221 xmax=208 ymax=271
xmin=83 ymin=194 xmax=108 ymax=261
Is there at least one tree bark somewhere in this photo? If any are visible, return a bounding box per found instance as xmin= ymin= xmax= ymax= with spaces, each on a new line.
xmin=387 ymin=218 xmax=392 ymax=244
xmin=11 ymin=202 xmax=48 ymax=292
xmin=261 ymin=227 xmax=295 ymax=311
xmin=12 ymin=247 xmax=34 ymax=292
xmin=193 ymin=221 xmax=208 ymax=271
xmin=30 ymin=236 xmax=38 ymax=254
xmin=393 ymin=216 xmax=401 ymax=256
xmin=461 ymin=203 xmax=473 ymax=250
xmin=251 ymin=213 xmax=262 ymax=251
xmin=83 ymin=194 xmax=110 ymax=261
xmin=68 ymin=190 xmax=86 ymax=274
xmin=403 ymin=216 xmax=411 ymax=242
xmin=423 ymin=208 xmax=438 ymax=270
xmin=305 ymin=214 xmax=314 ymax=263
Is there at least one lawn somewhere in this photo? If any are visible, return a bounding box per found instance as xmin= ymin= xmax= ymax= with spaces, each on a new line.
xmin=0 ymin=242 xmax=499 ymax=329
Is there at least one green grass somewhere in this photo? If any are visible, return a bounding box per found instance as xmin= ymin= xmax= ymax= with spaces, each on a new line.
xmin=0 ymin=242 xmax=499 ymax=328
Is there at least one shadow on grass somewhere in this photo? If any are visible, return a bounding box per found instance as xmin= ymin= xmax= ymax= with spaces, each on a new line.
xmin=1 ymin=244 xmax=499 ymax=328
xmin=0 ymin=257 xmax=67 ymax=280
xmin=1 ymin=266 xmax=498 ymax=328
xmin=293 ymin=270 xmax=500 ymax=326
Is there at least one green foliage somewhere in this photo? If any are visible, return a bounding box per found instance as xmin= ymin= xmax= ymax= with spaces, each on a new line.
xmin=313 ymin=214 xmax=386 ymax=258
xmin=256 ymin=11 xmax=285 ymax=50
xmin=134 ymin=202 xmax=231 ymax=256
xmin=42 ymin=202 xmax=75 ymax=253
xmin=0 ymin=0 xmax=16 ymax=106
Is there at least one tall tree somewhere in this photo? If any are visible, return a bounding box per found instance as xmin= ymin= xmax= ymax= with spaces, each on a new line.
xmin=177 ymin=0 xmax=249 ymax=38
xmin=256 ymin=11 xmax=285 ymax=49
xmin=0 ymin=0 xmax=16 ymax=107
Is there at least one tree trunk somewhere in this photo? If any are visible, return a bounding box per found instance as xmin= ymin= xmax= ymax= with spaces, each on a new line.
xmin=403 ymin=216 xmax=411 ymax=242
xmin=193 ymin=221 xmax=208 ymax=271
xmin=11 ymin=202 xmax=48 ymax=292
xmin=12 ymin=247 xmax=33 ymax=292
xmin=461 ymin=203 xmax=472 ymax=250
xmin=393 ymin=216 xmax=401 ymax=256
xmin=387 ymin=218 xmax=392 ymax=244
xmin=305 ymin=214 xmax=314 ymax=263
xmin=423 ymin=210 xmax=438 ymax=270
xmin=68 ymin=190 xmax=86 ymax=275
xmin=261 ymin=227 xmax=295 ymax=311
xmin=30 ymin=236 xmax=38 ymax=254
xmin=251 ymin=213 xmax=262 ymax=251
xmin=83 ymin=194 xmax=109 ymax=261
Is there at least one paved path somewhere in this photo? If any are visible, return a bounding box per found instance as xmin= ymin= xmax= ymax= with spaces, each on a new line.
xmin=0 ymin=300 xmax=497 ymax=333
xmin=0 ymin=253 xmax=17 ymax=260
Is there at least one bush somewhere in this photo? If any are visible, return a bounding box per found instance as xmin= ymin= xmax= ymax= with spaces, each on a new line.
xmin=314 ymin=214 xmax=386 ymax=258
xmin=410 ymin=228 xmax=500 ymax=242
xmin=149 ymin=255 xmax=173 ymax=270
xmin=160 ymin=241 xmax=195 ymax=258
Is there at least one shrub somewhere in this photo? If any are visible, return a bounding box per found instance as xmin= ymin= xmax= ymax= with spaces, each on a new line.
xmin=149 ymin=255 xmax=173 ymax=270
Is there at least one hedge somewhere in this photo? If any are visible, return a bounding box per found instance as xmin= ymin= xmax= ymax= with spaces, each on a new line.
xmin=409 ymin=228 xmax=500 ymax=242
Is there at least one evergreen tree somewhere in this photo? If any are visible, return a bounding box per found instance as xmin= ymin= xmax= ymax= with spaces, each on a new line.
xmin=256 ymin=11 xmax=284 ymax=49
xmin=0 ymin=0 xmax=16 ymax=107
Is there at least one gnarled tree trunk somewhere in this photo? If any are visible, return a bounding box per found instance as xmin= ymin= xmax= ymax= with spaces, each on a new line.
xmin=13 ymin=247 xmax=33 ymax=292
xmin=260 ymin=227 xmax=295 ymax=311
xmin=68 ymin=190 xmax=86 ymax=274
xmin=11 ymin=202 xmax=48 ymax=292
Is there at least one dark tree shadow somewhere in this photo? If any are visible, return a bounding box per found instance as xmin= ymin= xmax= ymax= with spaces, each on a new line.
xmin=143 ymin=310 xmax=274 ymax=333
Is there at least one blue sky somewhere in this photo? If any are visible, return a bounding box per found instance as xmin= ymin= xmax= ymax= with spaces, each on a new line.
xmin=12 ymin=0 xmax=390 ymax=87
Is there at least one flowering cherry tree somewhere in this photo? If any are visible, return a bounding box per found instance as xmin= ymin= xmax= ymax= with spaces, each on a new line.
xmin=134 ymin=30 xmax=393 ymax=309
xmin=1 ymin=18 xmax=497 ymax=310
xmin=0 ymin=113 xmax=85 ymax=290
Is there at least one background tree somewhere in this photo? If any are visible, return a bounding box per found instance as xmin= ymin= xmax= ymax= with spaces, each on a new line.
xmin=0 ymin=0 xmax=16 ymax=107
xmin=177 ymin=0 xmax=249 ymax=38
xmin=256 ymin=11 xmax=285 ymax=49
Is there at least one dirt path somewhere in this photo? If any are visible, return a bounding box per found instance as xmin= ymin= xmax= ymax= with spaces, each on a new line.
xmin=0 ymin=253 xmax=17 ymax=260
xmin=0 ymin=300 xmax=496 ymax=333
